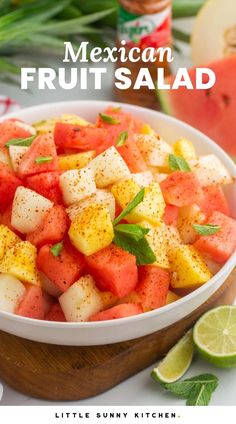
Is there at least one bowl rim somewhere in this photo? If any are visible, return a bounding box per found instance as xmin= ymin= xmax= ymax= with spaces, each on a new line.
xmin=0 ymin=99 xmax=236 ymax=329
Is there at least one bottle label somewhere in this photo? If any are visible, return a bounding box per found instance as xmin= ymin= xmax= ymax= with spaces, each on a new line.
xmin=117 ymin=6 xmax=172 ymax=48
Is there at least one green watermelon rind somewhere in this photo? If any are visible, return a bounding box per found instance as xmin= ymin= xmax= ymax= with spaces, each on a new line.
xmin=156 ymin=85 xmax=173 ymax=115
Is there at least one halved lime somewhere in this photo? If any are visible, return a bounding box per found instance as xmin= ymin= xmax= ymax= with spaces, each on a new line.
xmin=151 ymin=330 xmax=194 ymax=383
xmin=193 ymin=305 xmax=236 ymax=368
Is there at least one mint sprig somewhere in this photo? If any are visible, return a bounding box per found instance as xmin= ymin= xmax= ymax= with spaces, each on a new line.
xmin=116 ymin=131 xmax=128 ymax=147
xmin=35 ymin=155 xmax=52 ymax=164
xmin=112 ymin=188 xmax=156 ymax=265
xmin=113 ymin=232 xmax=156 ymax=266
xmin=99 ymin=113 xmax=120 ymax=125
xmin=164 ymin=374 xmax=218 ymax=406
xmin=169 ymin=153 xmax=191 ymax=172
xmin=113 ymin=188 xmax=145 ymax=226
xmin=5 ymin=135 xmax=36 ymax=148
xmin=50 ymin=242 xmax=63 ymax=257
xmin=114 ymin=224 xmax=149 ymax=242
xmin=193 ymin=224 xmax=221 ymax=236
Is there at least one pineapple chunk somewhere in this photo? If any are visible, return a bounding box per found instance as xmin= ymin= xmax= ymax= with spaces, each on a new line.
xmin=88 ymin=146 xmax=130 ymax=188
xmin=0 ymin=241 xmax=41 ymax=286
xmin=189 ymin=155 xmax=233 ymax=186
xmin=140 ymin=124 xmax=155 ymax=135
xmin=135 ymin=134 xmax=172 ymax=167
xmin=0 ymin=274 xmax=26 ymax=313
xmin=11 ymin=186 xmax=53 ymax=234
xmin=99 ymin=291 xmax=118 ymax=310
xmin=173 ymin=138 xmax=197 ymax=160
xmin=112 ymin=179 xmax=165 ymax=225
xmin=9 ymin=145 xmax=29 ymax=172
xmin=33 ymin=114 xmax=91 ymax=134
xmin=0 ymin=224 xmax=21 ymax=260
xmin=69 ymin=203 xmax=114 ymax=256
xmin=58 ymin=151 xmax=96 ymax=171
xmin=66 ymin=189 xmax=115 ymax=221
xmin=166 ymin=290 xmax=180 ymax=304
xmin=178 ymin=204 xmax=206 ymax=244
xmin=164 ymin=225 xmax=182 ymax=253
xmin=140 ymin=221 xmax=169 ymax=268
xmin=59 ymin=167 xmax=96 ymax=206
xmin=168 ymin=245 xmax=212 ymax=289
xmin=59 ymin=275 xmax=103 ymax=322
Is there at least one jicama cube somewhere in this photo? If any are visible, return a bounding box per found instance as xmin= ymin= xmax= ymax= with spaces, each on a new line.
xmin=0 ymin=241 xmax=41 ymax=286
xmin=69 ymin=203 xmax=114 ymax=256
xmin=59 ymin=274 xmax=103 ymax=322
xmin=66 ymin=189 xmax=116 ymax=221
xmin=189 ymin=155 xmax=233 ymax=186
xmin=129 ymin=171 xmax=153 ymax=187
xmin=14 ymin=120 xmax=36 ymax=135
xmin=168 ymin=245 xmax=212 ymax=289
xmin=0 ymin=273 xmax=26 ymax=313
xmin=9 ymin=146 xmax=29 ymax=172
xmin=178 ymin=204 xmax=206 ymax=244
xmin=88 ymin=146 xmax=130 ymax=188
xmin=173 ymin=138 xmax=197 ymax=160
xmin=11 ymin=186 xmax=53 ymax=233
xmin=112 ymin=180 xmax=165 ymax=225
xmin=58 ymin=151 xmax=96 ymax=171
xmin=0 ymin=224 xmax=21 ymax=260
xmin=135 ymin=134 xmax=172 ymax=167
xmin=59 ymin=167 xmax=96 ymax=206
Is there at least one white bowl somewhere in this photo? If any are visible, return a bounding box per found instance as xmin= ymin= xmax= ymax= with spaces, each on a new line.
xmin=0 ymin=100 xmax=236 ymax=346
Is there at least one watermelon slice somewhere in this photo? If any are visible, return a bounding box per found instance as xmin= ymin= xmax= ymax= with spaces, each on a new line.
xmin=157 ymin=55 xmax=236 ymax=158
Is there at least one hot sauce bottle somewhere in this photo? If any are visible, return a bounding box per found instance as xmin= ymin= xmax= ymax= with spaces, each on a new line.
xmin=115 ymin=0 xmax=172 ymax=109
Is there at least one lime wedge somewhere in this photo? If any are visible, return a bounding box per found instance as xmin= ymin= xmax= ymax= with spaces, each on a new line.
xmin=151 ymin=330 xmax=194 ymax=383
xmin=193 ymin=305 xmax=236 ymax=368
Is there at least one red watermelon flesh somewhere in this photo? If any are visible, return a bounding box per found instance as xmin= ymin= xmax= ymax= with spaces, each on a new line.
xmin=158 ymin=55 xmax=236 ymax=157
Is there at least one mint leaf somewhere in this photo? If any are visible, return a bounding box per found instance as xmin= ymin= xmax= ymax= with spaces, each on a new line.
xmin=193 ymin=224 xmax=221 ymax=236
xmin=113 ymin=232 xmax=156 ymax=265
xmin=164 ymin=374 xmax=218 ymax=403
xmin=50 ymin=242 xmax=63 ymax=257
xmin=186 ymin=382 xmax=217 ymax=406
xmin=99 ymin=113 xmax=120 ymax=125
xmin=113 ymin=188 xmax=145 ymax=226
xmin=116 ymin=131 xmax=128 ymax=147
xmin=35 ymin=156 xmax=52 ymax=164
xmin=169 ymin=154 xmax=191 ymax=172
xmin=5 ymin=135 xmax=36 ymax=148
xmin=114 ymin=224 xmax=149 ymax=242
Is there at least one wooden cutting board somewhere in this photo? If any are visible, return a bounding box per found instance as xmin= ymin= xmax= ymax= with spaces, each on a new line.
xmin=0 ymin=271 xmax=235 ymax=401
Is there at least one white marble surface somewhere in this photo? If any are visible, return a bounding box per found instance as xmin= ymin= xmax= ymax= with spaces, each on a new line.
xmin=0 ymin=18 xmax=235 ymax=406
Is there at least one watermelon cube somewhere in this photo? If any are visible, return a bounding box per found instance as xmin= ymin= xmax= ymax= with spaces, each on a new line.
xmin=26 ymin=172 xmax=63 ymax=204
xmin=89 ymin=303 xmax=143 ymax=321
xmin=45 ymin=302 xmax=66 ymax=322
xmin=194 ymin=211 xmax=236 ymax=263
xmin=163 ymin=204 xmax=179 ymax=227
xmin=85 ymin=244 xmax=138 ymax=298
xmin=160 ymin=171 xmax=203 ymax=207
xmin=26 ymin=205 xmax=68 ymax=248
xmin=37 ymin=244 xmax=85 ymax=292
xmin=17 ymin=134 xmax=58 ymax=178
xmin=136 ymin=266 xmax=170 ymax=310
xmin=198 ymin=185 xmax=230 ymax=218
xmin=17 ymin=285 xmax=44 ymax=320
xmin=0 ymin=162 xmax=21 ymax=213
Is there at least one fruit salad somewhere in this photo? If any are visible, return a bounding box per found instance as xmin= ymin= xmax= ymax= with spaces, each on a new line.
xmin=0 ymin=107 xmax=236 ymax=323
